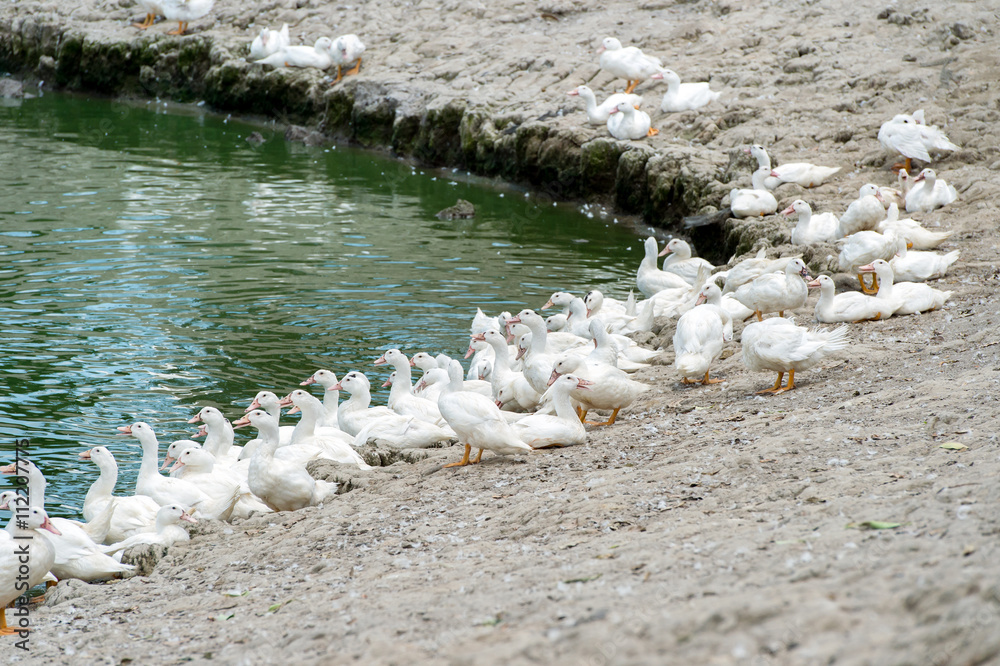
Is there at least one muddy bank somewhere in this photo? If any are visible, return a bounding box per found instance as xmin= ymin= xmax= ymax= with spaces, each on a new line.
xmin=4 ymin=0 xmax=1000 ymax=664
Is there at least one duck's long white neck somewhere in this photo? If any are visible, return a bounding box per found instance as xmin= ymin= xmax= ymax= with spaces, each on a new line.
xmin=794 ymin=206 xmax=813 ymax=230
xmin=85 ymin=456 xmax=118 ymax=508
xmin=137 ymin=431 xmax=162 ymax=486
xmin=548 ymin=383 xmax=580 ymax=422
xmin=751 ymin=167 xmax=770 ymax=190
xmin=641 ymin=241 xmax=660 ymax=272
xmin=521 ymin=315 xmax=548 ymax=353
xmin=389 ymin=356 xmax=414 ymax=390
xmin=15 ymin=463 xmax=46 ymax=508
xmin=485 ymin=337 xmax=511 ymax=374
xmin=875 ymin=267 xmax=895 ymax=301
xmin=252 ymin=416 xmax=282 ymax=459
xmin=343 ymin=385 xmax=372 ymax=411
xmin=290 ymin=395 xmax=323 ymax=444
xmin=203 ymin=417 xmax=234 ymax=458
xmin=258 ymin=396 xmax=282 ymax=423
xmin=578 ymin=88 xmax=598 ymax=113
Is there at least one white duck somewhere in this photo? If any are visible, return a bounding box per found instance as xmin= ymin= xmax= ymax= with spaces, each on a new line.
xmin=659 ymin=238 xmax=715 ymax=285
xmin=636 ymin=236 xmax=690 ymax=297
xmin=651 ymin=68 xmax=720 ymax=112
xmin=413 ymin=367 xmax=492 ymax=402
xmin=249 ymin=24 xmax=290 ymax=61
xmin=588 ymin=320 xmax=654 ymax=373
xmin=808 ymin=273 xmax=895 ymax=323
xmin=730 ymin=167 xmax=778 ymax=218
xmin=890 ymin=240 xmax=960 ymax=283
xmin=133 ymin=0 xmax=165 ymax=29
xmin=299 ymin=369 xmax=342 ymax=428
xmin=437 ymin=360 xmax=532 ymax=467
xmin=877 ymin=169 xmax=912 ymax=210
xmin=749 ymin=145 xmax=840 ymax=190
xmin=836 ymin=228 xmax=902 ymax=294
xmin=583 ymin=289 xmax=631 ymax=317
xmin=243 ymin=390 xmax=297 ymax=445
xmin=868 ymin=259 xmax=953 ymax=316
xmin=511 ymin=374 xmax=591 ymax=448
xmin=716 ymin=249 xmax=802 ymax=294
xmin=598 ymin=37 xmax=662 ymax=93
xmin=740 ymin=317 xmax=849 ymax=394
xmin=783 ymin=199 xmax=840 ymax=245
xmin=160 ymin=0 xmax=214 ymax=36
xmin=78 ymin=446 xmax=161 ymax=544
xmin=905 ymin=168 xmax=958 ymax=213
xmin=334 ymin=372 xmax=454 ymax=448
xmin=837 ymin=184 xmax=886 ymax=237
xmin=374 ymin=349 xmax=447 ymax=425
xmin=348 ymin=374 xmax=456 ymax=448
xmin=878 ymin=111 xmax=959 ymax=172
xmin=508 ymin=308 xmax=587 ymax=355
xmin=549 ymin=353 xmax=648 ymax=426
xmin=1 ymin=459 xmax=113 ymax=545
xmin=1 ymin=460 xmax=132 ymax=582
xmin=567 ymin=85 xmax=642 ymax=125
xmin=188 ymin=406 xmax=241 ymax=463
xmin=479 ymin=329 xmax=542 ymax=411
xmin=255 ymin=37 xmax=334 ymax=69
xmin=160 ymin=439 xmax=201 ymax=476
xmin=1 ymin=506 xmax=59 ymax=634
xmin=330 ymin=33 xmax=365 ymax=83
xmin=877 ymin=202 xmax=952 ymax=250
xmin=100 ymin=504 xmax=196 ymax=556
xmin=332 ymin=371 xmax=398 ymax=436
xmin=607 ymin=101 xmax=657 ymax=140
xmin=233 ymin=410 xmax=337 ymax=512
xmin=734 ymin=258 xmax=811 ymax=320
xmin=409 ymin=352 xmax=440 ymax=397
xmin=168 ymin=447 xmax=270 ymax=519
xmin=673 ymin=283 xmax=734 ymax=385
xmin=281 ymin=389 xmax=372 ymax=465
xmin=120 ymin=422 xmax=240 ymax=521
xmin=466 ymin=339 xmax=494 ymax=381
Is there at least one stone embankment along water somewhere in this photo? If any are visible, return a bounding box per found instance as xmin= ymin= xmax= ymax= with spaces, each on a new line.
xmin=0 ymin=19 xmax=751 ymax=262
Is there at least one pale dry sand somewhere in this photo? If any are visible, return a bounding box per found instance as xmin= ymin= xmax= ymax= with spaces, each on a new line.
xmin=3 ymin=0 xmax=1000 ymax=664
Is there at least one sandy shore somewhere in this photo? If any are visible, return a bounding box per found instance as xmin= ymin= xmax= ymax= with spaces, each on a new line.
xmin=4 ymin=0 xmax=1000 ymax=663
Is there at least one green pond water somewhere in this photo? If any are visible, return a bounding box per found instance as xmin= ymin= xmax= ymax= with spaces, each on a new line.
xmin=0 ymin=90 xmax=644 ymax=517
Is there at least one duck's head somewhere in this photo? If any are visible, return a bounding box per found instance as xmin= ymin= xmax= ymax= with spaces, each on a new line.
xmin=374 ymin=349 xmax=401 ymax=366
xmin=782 ymin=199 xmax=809 ymax=217
xmin=651 ymin=68 xmax=680 ymax=85
xmin=24 ymin=506 xmax=61 ymax=535
xmin=598 ymin=37 xmax=622 ymax=53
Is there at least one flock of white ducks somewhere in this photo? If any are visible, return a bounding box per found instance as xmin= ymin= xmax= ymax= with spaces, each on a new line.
xmin=2 ymin=21 xmax=969 ymax=635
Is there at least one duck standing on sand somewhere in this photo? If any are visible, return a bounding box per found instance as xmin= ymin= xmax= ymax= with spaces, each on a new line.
xmin=160 ymin=0 xmax=214 ymax=36
xmin=878 ymin=110 xmax=959 ymax=173
xmin=133 ymin=0 xmax=165 ymax=30
xmin=740 ymin=317 xmax=849 ymax=394
xmin=330 ymin=34 xmax=365 ymax=84
xmin=598 ymin=37 xmax=663 ymax=94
